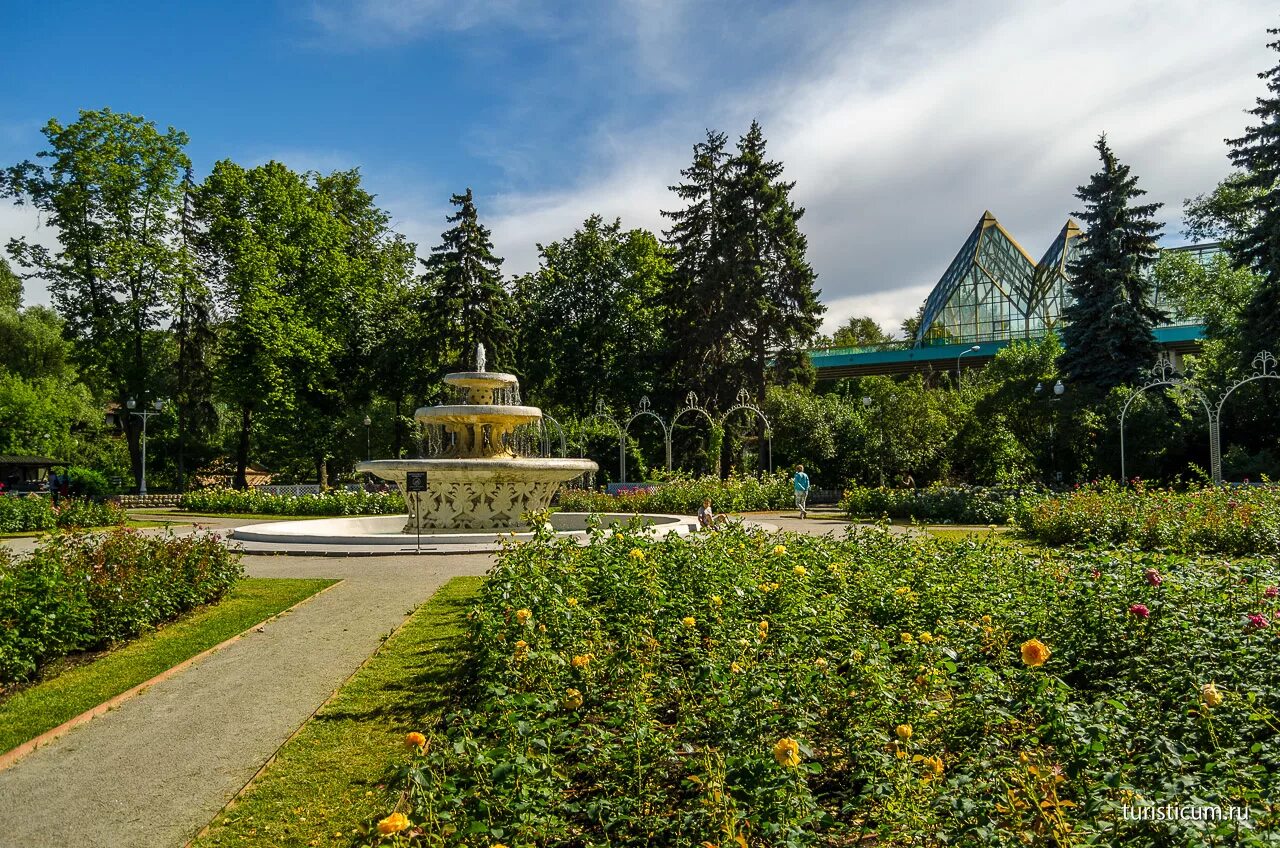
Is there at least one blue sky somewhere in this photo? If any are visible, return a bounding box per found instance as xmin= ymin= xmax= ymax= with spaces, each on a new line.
xmin=2 ymin=0 xmax=1277 ymax=332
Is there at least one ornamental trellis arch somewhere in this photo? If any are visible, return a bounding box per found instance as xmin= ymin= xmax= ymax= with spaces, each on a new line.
xmin=624 ymin=396 xmax=671 ymax=481
xmin=720 ymin=387 xmax=773 ymax=474
xmin=566 ymin=388 xmax=775 ymax=483
xmin=1119 ymin=356 xmax=1214 ymax=484
xmin=1212 ymin=351 xmax=1279 ymax=484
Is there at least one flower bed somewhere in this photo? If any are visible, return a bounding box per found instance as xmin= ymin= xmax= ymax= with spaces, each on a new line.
xmin=1013 ymin=481 xmax=1280 ymax=556
xmin=0 ymin=529 xmax=242 ymax=684
xmin=378 ymin=525 xmax=1279 ymax=845
xmin=556 ymin=472 xmax=794 ymax=515
xmin=0 ymin=496 xmax=125 ymax=533
xmin=180 ymin=487 xmax=403 ymax=516
xmin=839 ymin=483 xmax=1044 ymax=525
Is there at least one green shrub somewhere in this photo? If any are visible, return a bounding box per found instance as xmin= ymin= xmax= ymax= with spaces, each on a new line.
xmin=67 ymin=465 xmax=115 ymax=500
xmin=0 ymin=496 xmax=124 ymax=533
xmin=385 ymin=526 xmax=1280 ymax=845
xmin=0 ymin=529 xmax=242 ymax=684
xmin=180 ymin=487 xmax=403 ymax=516
xmin=1014 ymin=480 xmax=1280 ymax=556
xmin=839 ymin=483 xmax=1045 ymax=524
xmin=556 ymin=471 xmax=794 ymax=515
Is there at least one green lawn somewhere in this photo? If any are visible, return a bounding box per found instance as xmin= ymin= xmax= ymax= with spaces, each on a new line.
xmin=191 ymin=576 xmax=482 ymax=848
xmin=0 ymin=577 xmax=335 ymax=755
xmin=0 ymin=518 xmax=190 ymax=538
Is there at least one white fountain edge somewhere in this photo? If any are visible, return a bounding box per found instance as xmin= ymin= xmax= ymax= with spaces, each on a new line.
xmin=229 ymin=512 xmax=699 ymax=552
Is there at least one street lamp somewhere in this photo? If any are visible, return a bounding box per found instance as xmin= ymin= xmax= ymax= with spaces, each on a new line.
xmin=956 ymin=345 xmax=981 ymax=385
xmin=1033 ymin=380 xmax=1066 ymax=483
xmin=363 ymin=415 xmax=372 ymax=461
xmin=126 ymin=397 xmax=165 ymax=496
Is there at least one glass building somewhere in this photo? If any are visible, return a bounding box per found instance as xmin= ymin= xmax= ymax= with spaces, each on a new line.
xmin=913 ymin=212 xmax=1218 ymax=347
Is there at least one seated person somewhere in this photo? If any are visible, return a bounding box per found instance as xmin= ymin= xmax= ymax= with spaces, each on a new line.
xmin=697 ymin=498 xmax=728 ymax=530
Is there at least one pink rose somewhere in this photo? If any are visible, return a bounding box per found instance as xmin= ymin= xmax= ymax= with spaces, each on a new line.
xmin=1129 ymin=603 xmax=1150 ymax=619
xmin=1246 ymin=613 xmax=1268 ymax=629
xmin=1144 ymin=569 xmax=1162 ymax=587
xmin=1265 ymin=586 xmax=1279 ymax=599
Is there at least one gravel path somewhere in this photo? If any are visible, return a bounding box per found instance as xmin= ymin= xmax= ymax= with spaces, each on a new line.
xmin=0 ymin=544 xmax=493 ymax=848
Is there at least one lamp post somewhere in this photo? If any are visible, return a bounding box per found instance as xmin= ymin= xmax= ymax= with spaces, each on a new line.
xmin=363 ymin=415 xmax=372 ymax=461
xmin=126 ymin=397 xmax=165 ymax=496
xmin=956 ymin=345 xmax=981 ymax=386
xmin=1033 ymin=380 xmax=1065 ymax=483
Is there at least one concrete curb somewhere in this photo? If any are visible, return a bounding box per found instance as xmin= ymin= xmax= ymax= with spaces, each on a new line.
xmin=0 ymin=580 xmax=342 ymax=774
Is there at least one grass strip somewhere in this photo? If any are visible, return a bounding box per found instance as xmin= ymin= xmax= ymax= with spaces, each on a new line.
xmin=191 ymin=576 xmax=482 ymax=848
xmin=0 ymin=577 xmax=335 ymax=755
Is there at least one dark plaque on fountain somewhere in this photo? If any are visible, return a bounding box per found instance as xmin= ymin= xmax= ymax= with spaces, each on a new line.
xmin=405 ymin=471 xmax=428 ymax=492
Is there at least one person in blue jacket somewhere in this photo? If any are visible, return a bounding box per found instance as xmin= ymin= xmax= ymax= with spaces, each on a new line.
xmin=792 ymin=464 xmax=810 ymax=519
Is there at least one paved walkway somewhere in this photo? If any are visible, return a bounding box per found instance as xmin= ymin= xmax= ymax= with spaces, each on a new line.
xmin=0 ymin=507 xmax=879 ymax=848
xmin=0 ymin=541 xmax=493 ymax=848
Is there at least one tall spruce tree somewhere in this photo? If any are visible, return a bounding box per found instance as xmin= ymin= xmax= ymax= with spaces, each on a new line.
xmin=423 ymin=188 xmax=513 ymax=373
xmin=1227 ymin=28 xmax=1280 ymax=359
xmin=661 ymin=130 xmax=735 ymax=409
xmin=1057 ymin=135 xmax=1165 ymax=390
xmin=723 ymin=121 xmax=823 ymax=400
xmin=172 ymin=165 xmax=218 ymax=491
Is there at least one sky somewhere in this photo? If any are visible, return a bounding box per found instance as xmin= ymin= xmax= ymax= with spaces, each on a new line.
xmin=1 ymin=0 xmax=1276 ymax=335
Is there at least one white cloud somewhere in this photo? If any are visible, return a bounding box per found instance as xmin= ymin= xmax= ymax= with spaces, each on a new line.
xmin=463 ymin=0 xmax=1276 ymax=335
xmin=0 ymin=202 xmax=58 ymax=307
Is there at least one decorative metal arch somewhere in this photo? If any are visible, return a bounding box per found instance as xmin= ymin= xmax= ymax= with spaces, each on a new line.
xmin=540 ymin=412 xmax=569 ymax=458
xmin=719 ymin=388 xmax=773 ymax=474
xmin=584 ymin=398 xmax=627 ymax=482
xmin=1212 ymin=351 xmax=1278 ymax=483
xmin=668 ymin=391 xmax=717 ymax=471
xmin=624 ymin=395 xmax=672 ymax=472
xmin=1119 ymin=356 xmax=1214 ymax=483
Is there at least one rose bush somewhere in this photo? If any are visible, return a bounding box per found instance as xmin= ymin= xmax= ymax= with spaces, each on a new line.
xmin=377 ymin=524 xmax=1280 ymax=846
xmin=838 ymin=483 xmax=1046 ymax=525
xmin=556 ymin=471 xmax=794 ymax=516
xmin=0 ymin=528 xmax=242 ymax=684
xmin=180 ymin=487 xmax=402 ymax=516
xmin=0 ymin=496 xmax=125 ymax=533
xmin=1014 ymin=480 xmax=1280 ymax=556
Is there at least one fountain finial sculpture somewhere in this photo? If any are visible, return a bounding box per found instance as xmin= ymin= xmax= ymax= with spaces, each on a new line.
xmin=357 ymin=355 xmax=596 ymax=531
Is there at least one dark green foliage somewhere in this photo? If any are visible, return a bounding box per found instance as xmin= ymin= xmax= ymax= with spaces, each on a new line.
xmin=0 ymin=529 xmax=241 ymax=683
xmin=839 ymin=483 xmax=1044 ymax=524
xmin=1227 ymin=29 xmax=1280 ymax=359
xmin=824 ymin=315 xmax=892 ymax=348
xmin=662 ymin=123 xmax=823 ymax=411
xmin=422 ymin=188 xmax=515 ymax=373
xmin=179 ymin=487 xmax=402 ymax=515
xmin=514 ymin=215 xmax=670 ymax=416
xmin=0 ymin=109 xmax=191 ymax=489
xmin=1058 ymin=136 xmax=1165 ymax=390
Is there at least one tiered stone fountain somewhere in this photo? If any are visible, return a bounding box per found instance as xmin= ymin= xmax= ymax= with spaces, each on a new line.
xmin=355 ymin=348 xmax=598 ymax=531
xmin=229 ymin=345 xmax=696 ymax=553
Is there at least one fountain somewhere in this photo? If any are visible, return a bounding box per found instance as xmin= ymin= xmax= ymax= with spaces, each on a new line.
xmin=355 ymin=345 xmax=598 ymax=531
xmin=229 ymin=345 xmax=697 ymax=553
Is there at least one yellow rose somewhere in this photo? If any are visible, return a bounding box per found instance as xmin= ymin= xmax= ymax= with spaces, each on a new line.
xmin=566 ymin=597 xmax=578 ymax=607
xmin=571 ymin=653 xmax=592 ymax=669
xmin=773 ymin=544 xmax=787 ymax=556
xmin=404 ymin=732 xmax=426 ymax=749
xmin=629 ymin=548 xmax=645 ymax=561
xmin=772 ymin=737 xmax=801 ymax=768
xmin=895 ymin=723 xmax=913 ymax=741
xmin=730 ymin=661 xmax=744 ymax=673
xmin=515 ymin=608 xmax=532 ymax=625
xmin=1202 ymin=682 xmax=1224 ymax=708
xmin=793 ymin=565 xmax=807 ymax=577
xmin=922 ymin=754 xmax=944 ymax=778
xmin=814 ymin=657 xmax=828 ymax=670
xmin=1020 ymin=639 xmax=1051 ymax=668
xmin=682 ymin=616 xmax=697 ymax=629
xmin=562 ymin=688 xmax=583 ymax=710
xmin=711 ymin=595 xmax=723 ymax=607
xmin=900 ymin=632 xmax=913 ymax=643
xmin=513 ymin=640 xmax=530 ymax=662
xmin=918 ymin=632 xmax=933 ymax=644
xmin=377 ymin=812 xmax=410 ymax=835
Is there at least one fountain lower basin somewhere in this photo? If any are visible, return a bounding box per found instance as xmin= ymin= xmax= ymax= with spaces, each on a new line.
xmin=356 ymin=457 xmax=598 ymax=531
xmin=229 ymin=511 xmax=698 ymax=554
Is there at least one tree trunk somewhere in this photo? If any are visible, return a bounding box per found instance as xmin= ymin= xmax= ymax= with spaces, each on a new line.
xmin=234 ymin=406 xmax=252 ymax=490
xmin=317 ymin=458 xmax=328 ymax=491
